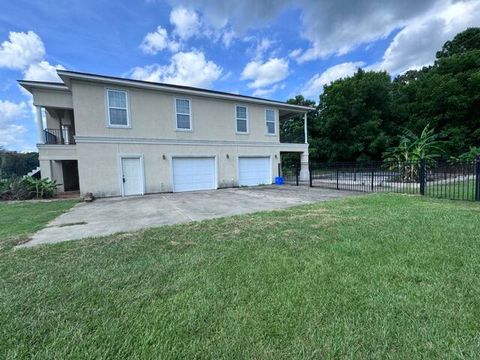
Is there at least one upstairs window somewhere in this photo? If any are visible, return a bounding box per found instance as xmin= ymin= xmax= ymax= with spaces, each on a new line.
xmin=175 ymin=98 xmax=191 ymax=130
xmin=265 ymin=109 xmax=276 ymax=134
xmin=107 ymin=89 xmax=129 ymax=127
xmin=236 ymin=105 xmax=248 ymax=133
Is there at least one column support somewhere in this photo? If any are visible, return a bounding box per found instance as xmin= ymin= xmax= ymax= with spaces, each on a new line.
xmin=299 ymin=151 xmax=310 ymax=181
xmin=36 ymin=106 xmax=44 ymax=144
xmin=304 ymin=112 xmax=308 ymax=144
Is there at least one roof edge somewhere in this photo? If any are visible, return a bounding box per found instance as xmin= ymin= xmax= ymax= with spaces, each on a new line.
xmin=56 ymin=69 xmax=314 ymax=111
xmin=18 ymin=80 xmax=70 ymax=93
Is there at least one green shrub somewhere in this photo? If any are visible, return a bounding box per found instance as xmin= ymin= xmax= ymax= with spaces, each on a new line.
xmin=0 ymin=178 xmax=32 ymax=200
xmin=0 ymin=177 xmax=57 ymax=200
xmin=449 ymin=146 xmax=480 ymax=163
xmin=23 ymin=177 xmax=58 ymax=199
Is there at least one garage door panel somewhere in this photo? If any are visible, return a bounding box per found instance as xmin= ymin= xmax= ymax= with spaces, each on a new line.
xmin=238 ymin=157 xmax=271 ymax=186
xmin=173 ymin=157 xmax=216 ymax=192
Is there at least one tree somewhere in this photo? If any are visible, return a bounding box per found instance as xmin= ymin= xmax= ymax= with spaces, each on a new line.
xmin=316 ymin=69 xmax=394 ymax=161
xmin=383 ymin=125 xmax=444 ymax=182
xmin=0 ymin=147 xmax=39 ymax=179
xmin=436 ymin=28 xmax=480 ymax=58
xmin=280 ymin=95 xmax=318 ymax=167
xmin=393 ymin=28 xmax=480 ymax=155
xmin=307 ymin=28 xmax=480 ymax=162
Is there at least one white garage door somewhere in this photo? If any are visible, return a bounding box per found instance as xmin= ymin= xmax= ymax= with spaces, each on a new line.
xmin=238 ymin=157 xmax=271 ymax=186
xmin=172 ymin=157 xmax=216 ymax=192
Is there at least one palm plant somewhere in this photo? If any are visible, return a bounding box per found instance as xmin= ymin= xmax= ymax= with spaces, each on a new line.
xmin=383 ymin=124 xmax=444 ymax=182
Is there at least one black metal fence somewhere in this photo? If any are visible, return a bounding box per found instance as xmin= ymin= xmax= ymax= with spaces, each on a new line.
xmin=279 ymin=163 xmax=300 ymax=185
xmin=309 ymin=157 xmax=480 ymax=202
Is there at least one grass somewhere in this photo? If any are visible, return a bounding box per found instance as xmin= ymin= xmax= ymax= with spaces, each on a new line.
xmin=1 ymin=194 xmax=480 ymax=359
xmin=0 ymin=199 xmax=78 ymax=250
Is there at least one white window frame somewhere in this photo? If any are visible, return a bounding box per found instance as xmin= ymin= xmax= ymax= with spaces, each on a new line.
xmin=235 ymin=104 xmax=249 ymax=134
xmin=174 ymin=97 xmax=192 ymax=131
xmin=265 ymin=108 xmax=276 ymax=135
xmin=106 ymin=89 xmax=130 ymax=128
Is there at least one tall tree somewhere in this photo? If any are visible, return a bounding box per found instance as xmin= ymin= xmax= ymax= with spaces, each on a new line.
xmin=0 ymin=147 xmax=39 ymax=179
xmin=317 ymin=69 xmax=394 ymax=161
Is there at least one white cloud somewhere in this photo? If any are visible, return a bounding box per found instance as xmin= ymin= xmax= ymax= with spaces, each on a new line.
xmin=221 ymin=30 xmax=235 ymax=48
xmin=0 ymin=31 xmax=45 ymax=70
xmin=252 ymin=83 xmax=285 ymax=97
xmin=0 ymin=30 xmax=64 ymax=82
xmin=241 ymin=57 xmax=289 ymax=89
xmin=301 ymin=61 xmax=365 ymax=98
xmin=24 ymin=61 xmax=65 ymax=82
xmin=0 ymin=100 xmax=27 ymax=123
xmin=167 ymin=0 xmax=290 ymax=34
xmin=128 ymin=51 xmax=222 ymax=88
xmin=372 ymin=0 xmax=480 ymax=74
xmin=0 ymin=31 xmax=64 ymax=149
xmin=250 ymin=37 xmax=276 ymax=60
xmin=167 ymin=0 xmax=443 ymax=62
xmin=170 ymin=6 xmax=201 ymax=40
xmin=0 ymin=124 xmax=27 ymax=149
xmin=0 ymin=100 xmax=28 ymax=148
xmin=140 ymin=26 xmax=180 ymax=54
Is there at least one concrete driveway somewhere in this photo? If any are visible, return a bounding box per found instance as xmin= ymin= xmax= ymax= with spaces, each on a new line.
xmin=20 ymin=185 xmax=358 ymax=247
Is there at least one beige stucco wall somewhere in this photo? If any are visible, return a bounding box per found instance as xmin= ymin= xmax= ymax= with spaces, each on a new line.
xmin=38 ymin=145 xmax=77 ymax=160
xmin=76 ymin=142 xmax=284 ymax=197
xmin=71 ymin=80 xmax=280 ymax=143
xmin=32 ymin=89 xmax=73 ymax=108
xmin=39 ymin=159 xmax=65 ymax=192
xmin=34 ymin=78 xmax=309 ymax=196
xmin=45 ymin=109 xmax=73 ymax=128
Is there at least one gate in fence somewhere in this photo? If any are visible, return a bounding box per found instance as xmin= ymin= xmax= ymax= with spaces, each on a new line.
xmin=308 ymin=157 xmax=480 ymax=202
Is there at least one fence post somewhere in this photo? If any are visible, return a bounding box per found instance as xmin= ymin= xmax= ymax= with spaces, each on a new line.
xmin=419 ymin=158 xmax=426 ymax=196
xmin=336 ymin=164 xmax=339 ymax=190
xmin=475 ymin=156 xmax=480 ymax=201
xmin=296 ymin=166 xmax=299 ymax=186
xmin=278 ymin=162 xmax=281 ymax=178
xmin=309 ymin=165 xmax=313 ymax=187
xmin=371 ymin=165 xmax=375 ymax=192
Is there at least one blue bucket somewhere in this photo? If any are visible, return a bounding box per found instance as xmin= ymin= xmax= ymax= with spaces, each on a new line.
xmin=275 ymin=176 xmax=284 ymax=185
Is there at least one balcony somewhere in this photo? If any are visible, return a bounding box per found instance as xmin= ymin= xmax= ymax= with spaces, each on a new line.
xmin=44 ymin=128 xmax=75 ymax=145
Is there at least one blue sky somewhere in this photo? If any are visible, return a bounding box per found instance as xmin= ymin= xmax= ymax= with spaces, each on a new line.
xmin=1 ymin=0 xmax=479 ymax=151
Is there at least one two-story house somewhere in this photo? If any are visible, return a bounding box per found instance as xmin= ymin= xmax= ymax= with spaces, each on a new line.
xmin=19 ymin=70 xmax=311 ymax=197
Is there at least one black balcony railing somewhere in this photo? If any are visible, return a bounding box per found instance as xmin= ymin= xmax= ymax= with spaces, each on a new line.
xmin=44 ymin=128 xmax=75 ymax=145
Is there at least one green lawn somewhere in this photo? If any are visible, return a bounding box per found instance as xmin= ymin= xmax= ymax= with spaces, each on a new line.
xmin=0 ymin=199 xmax=78 ymax=250
xmin=1 ymin=194 xmax=480 ymax=359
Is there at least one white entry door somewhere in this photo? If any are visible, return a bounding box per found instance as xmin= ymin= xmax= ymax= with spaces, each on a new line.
xmin=238 ymin=157 xmax=271 ymax=186
xmin=121 ymin=157 xmax=143 ymax=196
xmin=172 ymin=157 xmax=216 ymax=192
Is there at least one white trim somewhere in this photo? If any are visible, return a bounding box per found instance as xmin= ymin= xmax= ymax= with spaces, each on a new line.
xmin=57 ymin=70 xmax=313 ymax=111
xmin=18 ymin=81 xmax=70 ymax=91
xmin=235 ymin=104 xmax=249 ymax=134
xmin=237 ymin=155 xmax=273 ymax=186
xmin=170 ymin=155 xmax=218 ymax=192
xmin=174 ymin=97 xmax=192 ymax=131
xmin=106 ymin=88 xmax=131 ymax=128
xmin=118 ymin=154 xmax=145 ymax=196
xmin=74 ymin=135 xmax=309 ymax=150
xmin=265 ymin=108 xmax=276 ymax=136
